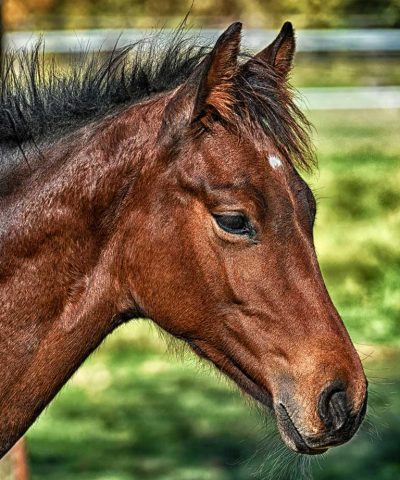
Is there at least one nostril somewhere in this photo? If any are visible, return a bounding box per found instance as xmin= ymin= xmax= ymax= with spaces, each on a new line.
xmin=328 ymin=390 xmax=348 ymax=430
xmin=318 ymin=382 xmax=349 ymax=431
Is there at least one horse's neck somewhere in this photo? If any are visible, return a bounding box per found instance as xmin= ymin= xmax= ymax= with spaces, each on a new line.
xmin=1 ymin=107 xmax=146 ymax=320
xmin=0 ymin=100 xmax=163 ymax=454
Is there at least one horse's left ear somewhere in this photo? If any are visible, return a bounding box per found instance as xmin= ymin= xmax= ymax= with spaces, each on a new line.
xmin=250 ymin=22 xmax=295 ymax=77
xmin=192 ymin=22 xmax=242 ymax=122
xmin=159 ymin=22 xmax=241 ymax=145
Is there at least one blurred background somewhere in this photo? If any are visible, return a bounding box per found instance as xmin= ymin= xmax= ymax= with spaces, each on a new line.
xmin=0 ymin=0 xmax=399 ymax=479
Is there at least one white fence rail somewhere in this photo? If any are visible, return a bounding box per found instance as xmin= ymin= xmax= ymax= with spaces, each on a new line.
xmin=299 ymin=86 xmax=400 ymax=110
xmin=4 ymin=29 xmax=400 ymax=110
xmin=4 ymin=28 xmax=400 ymax=53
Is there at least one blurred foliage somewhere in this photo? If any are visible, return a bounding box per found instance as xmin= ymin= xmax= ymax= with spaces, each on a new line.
xmin=0 ymin=455 xmax=14 ymax=480
xmin=305 ymin=109 xmax=400 ymax=346
xmin=4 ymin=0 xmax=400 ymax=30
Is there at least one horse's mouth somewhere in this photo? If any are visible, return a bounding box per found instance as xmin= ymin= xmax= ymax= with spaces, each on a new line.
xmin=275 ymin=393 xmax=368 ymax=455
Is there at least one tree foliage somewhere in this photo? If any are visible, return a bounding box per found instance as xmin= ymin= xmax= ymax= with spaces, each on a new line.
xmin=4 ymin=0 xmax=400 ymax=31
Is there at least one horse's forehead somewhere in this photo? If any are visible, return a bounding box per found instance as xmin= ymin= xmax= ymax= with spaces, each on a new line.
xmin=198 ymin=130 xmax=267 ymax=171
xmin=195 ymin=130 xmax=292 ymax=187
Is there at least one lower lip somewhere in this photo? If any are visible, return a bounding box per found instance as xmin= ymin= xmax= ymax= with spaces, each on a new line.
xmin=295 ymin=445 xmax=329 ymax=455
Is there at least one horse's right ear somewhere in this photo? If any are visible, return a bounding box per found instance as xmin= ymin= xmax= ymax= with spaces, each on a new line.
xmin=244 ymin=22 xmax=296 ymax=78
xmin=159 ymin=22 xmax=242 ymax=144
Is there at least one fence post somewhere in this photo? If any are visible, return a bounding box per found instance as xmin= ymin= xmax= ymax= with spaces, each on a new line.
xmin=0 ymin=440 xmax=30 ymax=480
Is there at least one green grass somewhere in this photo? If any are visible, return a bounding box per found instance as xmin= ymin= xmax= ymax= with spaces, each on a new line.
xmin=292 ymin=54 xmax=400 ymax=88
xmin=25 ymin=109 xmax=400 ymax=479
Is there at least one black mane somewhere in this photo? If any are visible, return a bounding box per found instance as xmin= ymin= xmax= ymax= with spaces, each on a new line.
xmin=0 ymin=28 xmax=314 ymax=169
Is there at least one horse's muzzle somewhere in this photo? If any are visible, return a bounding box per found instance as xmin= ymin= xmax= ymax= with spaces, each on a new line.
xmin=275 ymin=382 xmax=368 ymax=455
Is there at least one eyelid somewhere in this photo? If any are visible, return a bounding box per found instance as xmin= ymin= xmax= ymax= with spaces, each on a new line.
xmin=212 ymin=207 xmax=248 ymax=216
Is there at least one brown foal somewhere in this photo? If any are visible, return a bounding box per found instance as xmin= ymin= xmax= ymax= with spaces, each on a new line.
xmin=0 ymin=22 xmax=367 ymax=458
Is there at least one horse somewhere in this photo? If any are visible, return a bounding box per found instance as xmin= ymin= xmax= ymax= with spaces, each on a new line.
xmin=0 ymin=21 xmax=367 ymax=459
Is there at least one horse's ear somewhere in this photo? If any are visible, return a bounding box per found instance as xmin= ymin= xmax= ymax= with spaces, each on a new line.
xmin=160 ymin=22 xmax=242 ymax=143
xmin=250 ymin=21 xmax=295 ymax=77
xmin=193 ymin=21 xmax=242 ymax=121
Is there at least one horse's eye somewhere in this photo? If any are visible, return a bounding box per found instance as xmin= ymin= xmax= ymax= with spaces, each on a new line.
xmin=213 ymin=213 xmax=254 ymax=236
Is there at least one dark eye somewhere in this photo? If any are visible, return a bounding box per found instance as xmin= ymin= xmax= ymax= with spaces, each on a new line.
xmin=213 ymin=213 xmax=255 ymax=237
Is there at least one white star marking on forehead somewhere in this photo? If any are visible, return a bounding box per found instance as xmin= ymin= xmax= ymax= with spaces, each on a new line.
xmin=268 ymin=154 xmax=283 ymax=170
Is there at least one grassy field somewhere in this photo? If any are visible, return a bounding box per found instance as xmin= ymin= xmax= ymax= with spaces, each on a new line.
xmin=293 ymin=54 xmax=400 ymax=88
xmin=26 ymin=108 xmax=400 ymax=479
